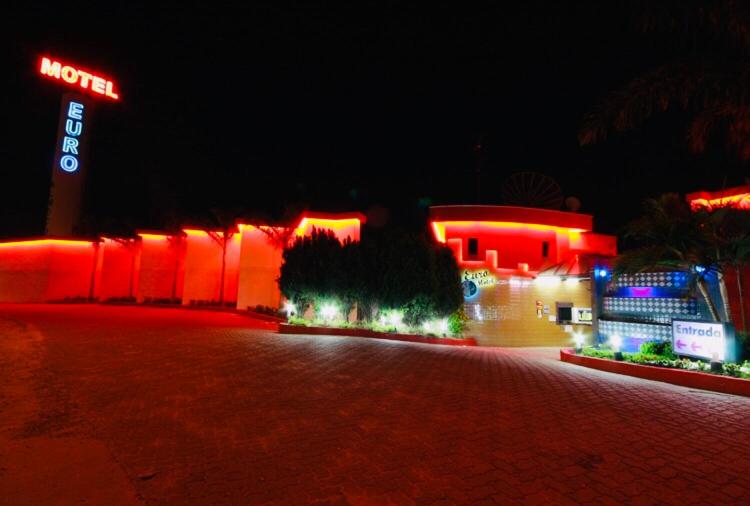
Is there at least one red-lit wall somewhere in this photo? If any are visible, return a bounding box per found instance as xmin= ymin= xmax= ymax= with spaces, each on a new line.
xmin=0 ymin=240 xmax=97 ymax=302
xmin=182 ymin=231 xmax=241 ymax=305
xmin=97 ymin=239 xmax=140 ymax=300
xmin=295 ymin=214 xmax=363 ymax=243
xmin=441 ymin=223 xmax=561 ymax=269
xmin=0 ymin=213 xmax=363 ymax=308
xmin=136 ymin=235 xmax=185 ymax=302
xmin=236 ymin=226 xmax=283 ymax=310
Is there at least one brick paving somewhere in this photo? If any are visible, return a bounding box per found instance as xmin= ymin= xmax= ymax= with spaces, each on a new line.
xmin=1 ymin=304 xmax=749 ymax=505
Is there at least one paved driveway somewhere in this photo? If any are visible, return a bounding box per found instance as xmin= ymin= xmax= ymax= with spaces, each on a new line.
xmin=1 ymin=304 xmax=749 ymax=505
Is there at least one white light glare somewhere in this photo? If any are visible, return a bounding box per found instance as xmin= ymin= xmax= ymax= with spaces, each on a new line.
xmin=610 ymin=334 xmax=622 ymax=351
xmin=283 ymin=301 xmax=296 ymax=317
xmin=320 ymin=303 xmax=338 ymax=320
xmin=438 ymin=318 xmax=449 ymax=334
xmin=573 ymin=332 xmax=585 ymax=348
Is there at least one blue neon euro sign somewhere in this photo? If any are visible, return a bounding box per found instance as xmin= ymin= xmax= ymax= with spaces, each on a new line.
xmin=59 ymin=101 xmax=84 ymax=173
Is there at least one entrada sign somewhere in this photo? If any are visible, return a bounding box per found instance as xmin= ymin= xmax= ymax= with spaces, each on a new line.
xmin=39 ymin=56 xmax=120 ymax=100
xmin=671 ymin=320 xmax=729 ymax=362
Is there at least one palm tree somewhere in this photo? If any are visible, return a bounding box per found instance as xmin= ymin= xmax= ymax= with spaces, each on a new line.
xmin=617 ymin=194 xmax=750 ymax=326
xmin=207 ymin=209 xmax=241 ymax=306
xmin=580 ymin=1 xmax=750 ymax=160
xmin=616 ymin=194 xmax=722 ymax=321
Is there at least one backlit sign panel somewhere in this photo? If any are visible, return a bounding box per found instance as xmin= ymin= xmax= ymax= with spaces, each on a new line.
xmin=39 ymin=56 xmax=120 ymax=100
xmin=59 ymin=100 xmax=85 ymax=173
xmin=671 ymin=320 xmax=726 ymax=361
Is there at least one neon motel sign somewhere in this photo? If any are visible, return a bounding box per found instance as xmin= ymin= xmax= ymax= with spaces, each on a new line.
xmin=39 ymin=56 xmax=120 ymax=100
xmin=59 ymin=101 xmax=84 ymax=173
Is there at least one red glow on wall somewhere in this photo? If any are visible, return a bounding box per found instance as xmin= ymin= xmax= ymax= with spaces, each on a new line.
xmin=429 ymin=206 xmax=616 ymax=274
xmin=0 ymin=212 xmax=364 ymax=305
xmin=688 ymin=187 xmax=750 ymax=211
xmin=431 ymin=221 xmax=587 ymax=244
xmin=0 ymin=239 xmax=94 ymax=248
xmin=294 ymin=214 xmax=365 ymax=242
xmin=39 ymin=56 xmax=120 ymax=100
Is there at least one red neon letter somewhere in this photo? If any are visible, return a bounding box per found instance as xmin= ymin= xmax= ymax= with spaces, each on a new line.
xmin=40 ymin=57 xmax=61 ymax=78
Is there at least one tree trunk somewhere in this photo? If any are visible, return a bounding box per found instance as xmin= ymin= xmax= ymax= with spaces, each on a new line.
xmin=88 ymin=241 xmax=100 ymax=300
xmin=219 ymin=236 xmax=227 ymax=306
xmin=171 ymin=240 xmax=180 ymax=301
xmin=128 ymin=242 xmax=137 ymax=299
xmin=737 ymin=267 xmax=747 ymax=333
xmin=717 ymin=271 xmax=733 ymax=323
xmin=697 ymin=278 xmax=721 ymax=322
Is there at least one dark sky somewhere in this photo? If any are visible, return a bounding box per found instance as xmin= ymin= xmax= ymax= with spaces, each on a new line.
xmin=2 ymin=2 xmax=747 ymax=238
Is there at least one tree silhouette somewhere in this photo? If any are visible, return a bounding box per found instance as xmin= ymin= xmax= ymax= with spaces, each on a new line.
xmin=580 ymin=1 xmax=750 ymax=159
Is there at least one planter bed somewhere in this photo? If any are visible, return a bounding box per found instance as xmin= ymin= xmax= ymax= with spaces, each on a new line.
xmin=279 ymin=323 xmax=477 ymax=347
xmin=560 ymin=348 xmax=750 ymax=397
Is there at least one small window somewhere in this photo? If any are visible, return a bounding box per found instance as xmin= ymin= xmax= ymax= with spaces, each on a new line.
xmin=556 ymin=302 xmax=573 ymax=324
xmin=468 ymin=238 xmax=478 ymax=257
xmin=542 ymin=241 xmax=549 ymax=258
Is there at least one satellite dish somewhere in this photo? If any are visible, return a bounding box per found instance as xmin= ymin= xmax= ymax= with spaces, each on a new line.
xmin=501 ymin=172 xmax=564 ymax=210
xmin=565 ymin=196 xmax=582 ymax=212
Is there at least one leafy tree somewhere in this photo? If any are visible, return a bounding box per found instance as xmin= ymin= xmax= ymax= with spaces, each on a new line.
xmin=278 ymin=226 xmax=463 ymax=326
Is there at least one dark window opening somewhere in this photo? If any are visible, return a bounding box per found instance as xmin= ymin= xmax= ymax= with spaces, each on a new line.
xmin=468 ymin=238 xmax=478 ymax=257
xmin=557 ymin=302 xmax=573 ymax=324
xmin=542 ymin=241 xmax=549 ymax=258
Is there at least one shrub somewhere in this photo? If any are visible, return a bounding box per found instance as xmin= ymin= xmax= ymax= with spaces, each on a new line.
xmin=639 ymin=340 xmax=676 ymax=358
xmin=279 ymin=226 xmax=463 ymax=328
xmin=582 ymin=348 xmax=615 ymax=359
xmin=448 ymin=307 xmax=470 ymax=336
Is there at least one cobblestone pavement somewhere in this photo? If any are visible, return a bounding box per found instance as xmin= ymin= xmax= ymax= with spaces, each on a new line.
xmin=1 ymin=304 xmax=749 ymax=505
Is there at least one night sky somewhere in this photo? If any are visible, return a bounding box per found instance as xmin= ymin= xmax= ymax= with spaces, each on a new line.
xmin=2 ymin=2 xmax=746 ymax=238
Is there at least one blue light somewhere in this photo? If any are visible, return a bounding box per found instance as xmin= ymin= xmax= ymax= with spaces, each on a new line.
xmin=694 ymin=265 xmax=706 ymax=274
xmin=58 ymin=100 xmax=84 ymax=174
xmin=596 ymin=268 xmax=609 ymax=278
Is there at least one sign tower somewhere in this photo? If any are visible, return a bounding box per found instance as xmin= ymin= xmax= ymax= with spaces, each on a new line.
xmin=38 ymin=56 xmax=120 ymax=235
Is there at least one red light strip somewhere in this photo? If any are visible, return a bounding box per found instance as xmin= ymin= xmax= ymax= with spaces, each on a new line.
xmin=431 ymin=221 xmax=587 ymax=243
xmin=0 ymin=239 xmax=94 ymax=248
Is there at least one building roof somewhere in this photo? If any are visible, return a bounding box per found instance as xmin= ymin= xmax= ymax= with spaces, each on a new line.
xmin=429 ymin=205 xmax=592 ymax=232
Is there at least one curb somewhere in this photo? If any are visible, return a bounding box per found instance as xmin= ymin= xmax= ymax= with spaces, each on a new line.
xmin=279 ymin=323 xmax=477 ymax=347
xmin=560 ymin=349 xmax=750 ymax=397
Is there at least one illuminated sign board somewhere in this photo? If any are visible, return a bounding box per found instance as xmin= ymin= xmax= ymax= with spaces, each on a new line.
xmin=58 ymin=100 xmax=85 ymax=173
xmin=462 ymin=269 xmax=496 ymax=299
xmin=39 ymin=56 xmax=120 ymax=100
xmin=52 ymin=96 xmax=90 ymax=175
xmin=671 ymin=320 xmax=732 ymax=362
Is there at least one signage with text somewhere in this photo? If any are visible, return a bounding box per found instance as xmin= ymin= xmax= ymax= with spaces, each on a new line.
xmin=671 ymin=320 xmax=726 ymax=361
xmin=462 ymin=269 xmax=496 ymax=299
xmin=39 ymin=56 xmax=120 ymax=100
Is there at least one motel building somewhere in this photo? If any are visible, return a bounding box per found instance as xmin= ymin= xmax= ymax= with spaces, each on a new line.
xmin=0 ymin=213 xmax=364 ymax=311
xmin=429 ymin=205 xmax=617 ymax=347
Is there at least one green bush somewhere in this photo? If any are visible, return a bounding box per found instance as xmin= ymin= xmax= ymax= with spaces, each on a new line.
xmin=639 ymin=340 xmax=676 ymax=359
xmin=582 ymin=348 xmax=615 ymax=359
xmin=448 ymin=307 xmax=470 ymax=336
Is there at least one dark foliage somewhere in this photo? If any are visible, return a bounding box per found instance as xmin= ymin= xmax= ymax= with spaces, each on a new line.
xmin=279 ymin=227 xmax=463 ymax=323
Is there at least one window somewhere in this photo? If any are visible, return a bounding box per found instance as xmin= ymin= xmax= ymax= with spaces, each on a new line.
xmin=468 ymin=238 xmax=478 ymax=257
xmin=556 ymin=302 xmax=573 ymax=324
xmin=542 ymin=241 xmax=549 ymax=258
